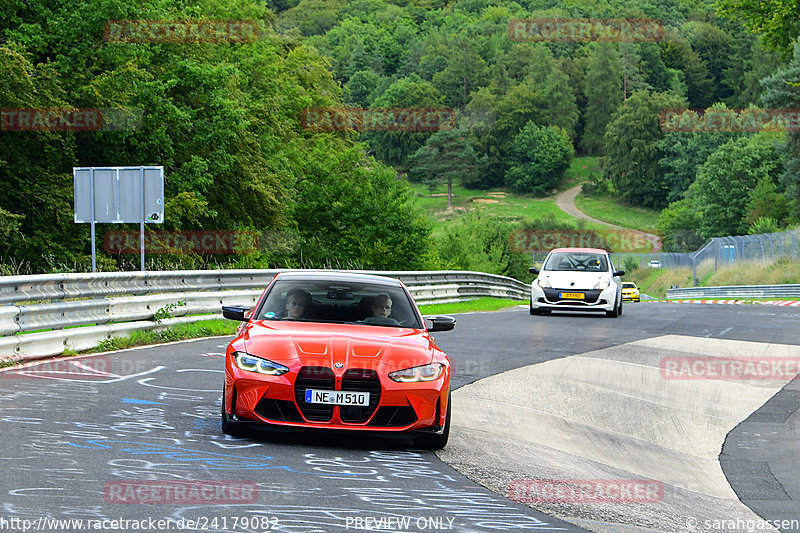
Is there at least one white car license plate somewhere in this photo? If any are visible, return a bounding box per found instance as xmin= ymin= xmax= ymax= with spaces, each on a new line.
xmin=305 ymin=389 xmax=370 ymax=406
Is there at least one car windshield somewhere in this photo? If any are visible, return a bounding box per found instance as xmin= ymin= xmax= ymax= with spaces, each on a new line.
xmin=543 ymin=252 xmax=609 ymax=272
xmin=255 ymin=279 xmax=422 ymax=329
xmin=623 ymin=283 xmax=636 ymax=288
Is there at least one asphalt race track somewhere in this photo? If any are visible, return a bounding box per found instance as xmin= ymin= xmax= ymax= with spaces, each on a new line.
xmin=0 ymin=302 xmax=798 ymax=532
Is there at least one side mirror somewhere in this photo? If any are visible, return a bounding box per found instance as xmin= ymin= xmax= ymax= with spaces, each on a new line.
xmin=613 ymin=270 xmax=625 ymax=277
xmin=222 ymin=305 xmax=250 ymax=321
xmin=424 ymin=315 xmax=456 ymax=332
xmin=529 ymin=267 xmax=540 ymax=275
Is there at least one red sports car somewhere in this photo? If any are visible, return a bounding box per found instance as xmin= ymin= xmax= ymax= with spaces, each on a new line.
xmin=221 ymin=271 xmax=455 ymax=449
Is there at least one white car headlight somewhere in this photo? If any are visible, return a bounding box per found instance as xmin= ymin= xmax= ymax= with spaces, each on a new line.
xmin=537 ymin=277 xmax=552 ymax=288
xmin=388 ymin=363 xmax=444 ymax=383
xmin=593 ymin=279 xmax=610 ymax=290
xmin=234 ymin=352 xmax=289 ymax=376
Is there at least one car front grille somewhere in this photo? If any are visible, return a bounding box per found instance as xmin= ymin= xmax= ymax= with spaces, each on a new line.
xmin=543 ymin=288 xmax=602 ymax=304
xmin=294 ymin=366 xmax=335 ymax=422
xmin=340 ymin=368 xmax=382 ymax=424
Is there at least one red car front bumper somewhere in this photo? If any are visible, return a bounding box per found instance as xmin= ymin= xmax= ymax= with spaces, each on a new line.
xmin=224 ymin=358 xmax=450 ymax=433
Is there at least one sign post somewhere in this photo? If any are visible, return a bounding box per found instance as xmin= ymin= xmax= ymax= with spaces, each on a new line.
xmin=74 ymin=166 xmax=164 ymax=272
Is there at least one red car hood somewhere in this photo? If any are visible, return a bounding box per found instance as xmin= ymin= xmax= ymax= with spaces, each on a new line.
xmin=241 ymin=321 xmax=435 ymax=372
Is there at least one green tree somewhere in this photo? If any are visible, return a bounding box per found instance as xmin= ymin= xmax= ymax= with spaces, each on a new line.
xmin=660 ymin=39 xmax=715 ymax=108
xmin=542 ymin=65 xmax=579 ymax=140
xmin=657 ymin=195 xmax=704 ymax=252
xmin=716 ymin=0 xmax=800 ymax=59
xmin=761 ymin=42 xmax=800 ymax=217
xmin=602 ymin=91 xmax=685 ymax=208
xmin=683 ymin=21 xmax=735 ymax=103
xmin=431 ymin=35 xmax=490 ymax=108
xmin=745 ymin=178 xmax=791 ymax=227
xmin=407 ymin=129 xmax=483 ymax=208
xmin=346 ymin=70 xmax=381 ymax=105
xmin=693 ymin=135 xmax=784 ymax=238
xmin=504 ymin=122 xmax=573 ymax=195
xmin=581 ymin=43 xmax=623 ymax=154
xmin=293 ymin=139 xmax=433 ymax=269
xmin=639 ymin=43 xmax=670 ymax=92
xmin=365 ymin=74 xmax=442 ymax=168
xmin=658 ymin=104 xmax=743 ymax=203
xmin=620 ymin=42 xmax=650 ymax=99
xmin=468 ymin=77 xmax=549 ymax=188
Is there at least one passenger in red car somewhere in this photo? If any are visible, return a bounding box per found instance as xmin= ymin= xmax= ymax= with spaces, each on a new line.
xmin=285 ymin=289 xmax=312 ymax=319
xmin=372 ymin=294 xmax=392 ymax=318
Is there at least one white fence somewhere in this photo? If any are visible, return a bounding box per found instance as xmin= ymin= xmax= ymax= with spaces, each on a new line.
xmin=0 ymin=269 xmax=530 ymax=361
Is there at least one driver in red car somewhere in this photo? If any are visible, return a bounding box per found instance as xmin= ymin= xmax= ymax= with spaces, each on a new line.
xmin=372 ymin=294 xmax=392 ymax=318
xmin=284 ymin=288 xmax=312 ymax=319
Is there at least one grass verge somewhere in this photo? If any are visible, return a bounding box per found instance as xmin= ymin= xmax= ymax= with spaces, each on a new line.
xmin=88 ymin=319 xmax=237 ymax=354
xmin=574 ymin=193 xmax=661 ymax=233
xmin=418 ymin=298 xmax=522 ymax=314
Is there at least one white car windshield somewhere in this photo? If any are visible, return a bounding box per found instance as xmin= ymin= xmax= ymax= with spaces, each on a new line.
xmin=543 ymin=252 xmax=609 ymax=272
xmin=256 ymin=279 xmax=422 ymax=328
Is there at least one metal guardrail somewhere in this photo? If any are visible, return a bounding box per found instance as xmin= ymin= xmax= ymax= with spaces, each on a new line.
xmin=666 ymin=284 xmax=800 ymax=299
xmin=0 ymin=269 xmax=530 ymax=360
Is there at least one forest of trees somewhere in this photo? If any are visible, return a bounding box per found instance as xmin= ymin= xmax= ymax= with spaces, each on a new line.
xmin=1 ymin=0 xmax=799 ymax=276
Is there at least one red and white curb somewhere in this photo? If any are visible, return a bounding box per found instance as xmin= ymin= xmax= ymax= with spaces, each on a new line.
xmin=647 ymin=299 xmax=800 ymax=306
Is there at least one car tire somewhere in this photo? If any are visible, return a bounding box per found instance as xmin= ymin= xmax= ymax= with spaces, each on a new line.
xmin=530 ymin=305 xmax=541 ymax=315
xmin=413 ymin=392 xmax=451 ymax=450
xmin=606 ymin=298 xmax=619 ymax=318
xmin=221 ymin=384 xmax=247 ymax=437
xmin=618 ymin=299 xmax=623 ymax=316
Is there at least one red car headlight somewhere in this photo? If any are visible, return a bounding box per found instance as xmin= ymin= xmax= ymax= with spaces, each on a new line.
xmin=388 ymin=363 xmax=444 ymax=383
xmin=233 ymin=351 xmax=289 ymax=376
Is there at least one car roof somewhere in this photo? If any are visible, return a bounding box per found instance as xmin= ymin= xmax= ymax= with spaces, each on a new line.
xmin=273 ymin=270 xmax=402 ymax=287
xmin=547 ymin=247 xmax=609 ymax=254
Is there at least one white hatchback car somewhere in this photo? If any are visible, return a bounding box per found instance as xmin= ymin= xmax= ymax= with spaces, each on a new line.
xmin=529 ymin=248 xmax=625 ymax=317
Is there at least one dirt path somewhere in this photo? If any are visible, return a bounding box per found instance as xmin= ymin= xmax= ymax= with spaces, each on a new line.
xmin=555 ymin=185 xmax=662 ymax=252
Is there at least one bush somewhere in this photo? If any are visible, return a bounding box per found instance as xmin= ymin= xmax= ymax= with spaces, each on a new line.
xmin=504 ymin=122 xmax=573 ymax=194
xmin=623 ymin=256 xmax=639 ymax=272
xmin=435 ymin=212 xmax=533 ymax=282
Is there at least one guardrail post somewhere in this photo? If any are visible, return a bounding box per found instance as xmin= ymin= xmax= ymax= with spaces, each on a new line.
xmin=714 ymin=240 xmax=718 ymax=272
